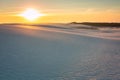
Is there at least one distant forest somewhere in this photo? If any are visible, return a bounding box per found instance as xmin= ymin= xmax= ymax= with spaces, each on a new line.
xmin=70 ymin=22 xmax=120 ymax=28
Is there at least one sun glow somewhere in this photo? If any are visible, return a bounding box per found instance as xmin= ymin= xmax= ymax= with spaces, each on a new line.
xmin=19 ymin=8 xmax=44 ymax=21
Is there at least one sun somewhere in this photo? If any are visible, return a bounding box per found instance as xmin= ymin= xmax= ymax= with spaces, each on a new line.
xmin=19 ymin=8 xmax=43 ymax=21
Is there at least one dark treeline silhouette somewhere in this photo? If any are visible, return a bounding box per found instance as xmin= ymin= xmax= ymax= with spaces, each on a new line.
xmin=70 ymin=22 xmax=120 ymax=28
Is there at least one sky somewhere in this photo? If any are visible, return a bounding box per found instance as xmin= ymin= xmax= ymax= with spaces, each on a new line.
xmin=0 ymin=0 xmax=120 ymax=23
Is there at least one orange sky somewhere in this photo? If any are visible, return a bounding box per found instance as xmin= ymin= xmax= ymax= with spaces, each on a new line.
xmin=0 ymin=0 xmax=120 ymax=23
xmin=0 ymin=11 xmax=120 ymax=23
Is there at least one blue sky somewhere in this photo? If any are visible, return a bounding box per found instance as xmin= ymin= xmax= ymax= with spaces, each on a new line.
xmin=1 ymin=0 xmax=120 ymax=12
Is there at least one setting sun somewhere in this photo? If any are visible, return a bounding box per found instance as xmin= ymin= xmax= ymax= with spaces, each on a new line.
xmin=19 ymin=8 xmax=44 ymax=21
